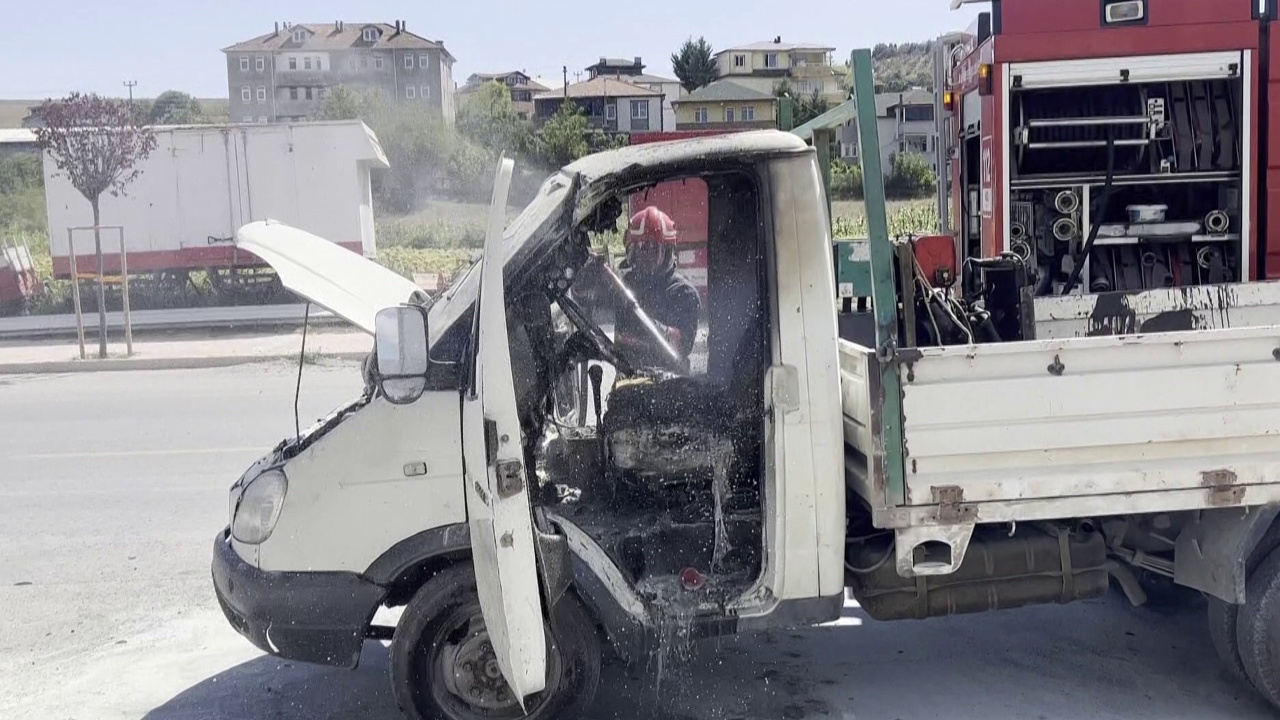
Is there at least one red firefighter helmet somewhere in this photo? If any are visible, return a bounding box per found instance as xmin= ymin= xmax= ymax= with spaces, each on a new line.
xmin=627 ymin=206 xmax=679 ymax=247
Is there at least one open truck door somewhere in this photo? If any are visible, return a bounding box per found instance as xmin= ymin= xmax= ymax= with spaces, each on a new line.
xmin=461 ymin=157 xmax=549 ymax=704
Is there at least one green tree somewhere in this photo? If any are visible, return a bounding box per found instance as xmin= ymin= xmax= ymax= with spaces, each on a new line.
xmin=316 ymin=85 xmax=383 ymax=121
xmin=149 ymin=91 xmax=203 ymax=125
xmin=671 ymin=37 xmax=720 ymax=93
xmin=366 ymin=103 xmax=493 ymax=211
xmin=34 ymin=92 xmax=157 ymax=358
xmin=774 ymin=81 xmax=830 ymax=126
xmin=0 ymin=154 xmax=43 ymax=195
xmin=534 ymin=102 xmax=590 ymax=168
xmin=457 ymin=81 xmax=531 ymax=156
xmin=0 ymin=154 xmax=46 ymax=237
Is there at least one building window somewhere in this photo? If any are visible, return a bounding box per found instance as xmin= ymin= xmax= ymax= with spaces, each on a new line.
xmin=694 ymin=107 xmax=709 ymax=124
xmin=405 ymin=55 xmax=414 ymax=69
xmin=256 ymin=56 xmax=265 ymax=71
xmin=362 ymin=27 xmax=379 ymax=42
xmin=725 ymin=107 xmax=735 ymax=123
xmin=606 ymin=104 xmax=617 ymax=120
xmin=903 ymin=105 xmax=934 ymax=122
xmin=258 ymin=116 xmax=268 ymax=123
xmin=742 ymin=105 xmax=755 ymax=121
xmin=304 ymin=57 xmax=312 ymax=70
xmin=241 ymin=86 xmax=251 ymax=102
xmin=764 ymin=53 xmax=779 ymax=69
xmin=375 ymin=55 xmax=384 ymax=69
xmin=292 ymin=28 xmax=308 ymax=44
xmin=406 ymin=85 xmax=416 ymax=99
xmin=421 ymin=86 xmax=431 ymax=100
xmin=349 ymin=57 xmax=358 ymax=70
xmin=905 ymin=133 xmax=930 ymax=153
xmin=289 ymin=87 xmax=298 ymax=100
xmin=419 ymin=54 xmax=429 ymax=69
xmin=242 ymin=115 xmax=253 ymax=123
xmin=631 ymin=100 xmax=648 ymax=120
xmin=304 ymin=87 xmax=313 ymax=100
xmin=256 ymin=86 xmax=266 ymax=103
xmin=287 ymin=57 xmax=296 ymax=70
xmin=734 ymin=54 xmax=746 ymax=68
xmin=239 ymin=57 xmax=250 ymax=72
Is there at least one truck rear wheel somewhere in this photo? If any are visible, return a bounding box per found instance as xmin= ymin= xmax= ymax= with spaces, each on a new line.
xmin=390 ymin=562 xmax=601 ymax=720
xmin=1236 ymin=549 xmax=1280 ymax=707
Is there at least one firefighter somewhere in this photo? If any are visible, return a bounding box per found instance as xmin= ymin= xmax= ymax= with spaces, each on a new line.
xmin=587 ymin=206 xmax=701 ymax=371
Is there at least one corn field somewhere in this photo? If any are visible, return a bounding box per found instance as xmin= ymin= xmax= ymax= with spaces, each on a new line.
xmin=832 ymin=201 xmax=940 ymax=239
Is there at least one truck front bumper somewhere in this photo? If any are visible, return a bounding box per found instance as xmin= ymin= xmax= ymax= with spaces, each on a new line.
xmin=211 ymin=528 xmax=387 ymax=669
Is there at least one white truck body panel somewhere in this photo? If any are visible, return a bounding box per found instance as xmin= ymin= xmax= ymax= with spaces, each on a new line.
xmin=762 ymin=154 xmax=847 ymax=602
xmin=44 ymin=120 xmax=387 ymax=275
xmin=842 ymin=325 xmax=1280 ymax=527
xmin=460 ymin=159 xmax=549 ymax=701
xmin=249 ymin=391 xmax=466 ymax=573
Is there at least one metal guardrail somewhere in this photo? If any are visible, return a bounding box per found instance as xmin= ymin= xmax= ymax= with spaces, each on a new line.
xmin=0 ymin=304 xmax=342 ymax=340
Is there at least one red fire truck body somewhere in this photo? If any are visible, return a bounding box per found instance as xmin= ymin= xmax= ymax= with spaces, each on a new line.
xmin=944 ymin=0 xmax=1271 ymax=295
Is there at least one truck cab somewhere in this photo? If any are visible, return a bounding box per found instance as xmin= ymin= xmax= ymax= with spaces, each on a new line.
xmin=212 ymin=131 xmax=847 ymax=720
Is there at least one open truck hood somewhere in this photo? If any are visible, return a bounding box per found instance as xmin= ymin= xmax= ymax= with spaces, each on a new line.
xmin=235 ymin=220 xmax=423 ymax=334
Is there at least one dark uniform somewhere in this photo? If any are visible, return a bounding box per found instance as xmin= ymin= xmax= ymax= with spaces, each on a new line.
xmin=613 ymin=257 xmax=702 ymax=369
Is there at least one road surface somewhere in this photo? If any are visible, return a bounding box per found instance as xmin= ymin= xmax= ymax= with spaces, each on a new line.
xmin=0 ymin=365 xmax=1273 ymax=720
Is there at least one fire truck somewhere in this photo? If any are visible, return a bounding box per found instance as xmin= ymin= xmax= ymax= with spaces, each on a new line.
xmin=940 ymin=0 xmax=1272 ymax=305
xmin=927 ymin=0 xmax=1280 ymax=705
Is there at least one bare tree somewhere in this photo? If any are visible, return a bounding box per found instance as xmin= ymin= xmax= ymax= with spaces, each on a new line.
xmin=34 ymin=93 xmax=157 ymax=359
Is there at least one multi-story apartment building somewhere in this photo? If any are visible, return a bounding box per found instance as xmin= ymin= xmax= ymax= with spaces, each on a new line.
xmin=671 ymin=80 xmax=777 ymax=131
xmin=222 ymin=21 xmax=456 ymax=124
xmin=584 ymin=57 xmax=681 ymax=132
xmin=459 ymin=72 xmax=549 ymax=120
xmin=714 ymin=38 xmax=845 ymax=105
xmin=533 ymin=77 xmax=662 ymax=133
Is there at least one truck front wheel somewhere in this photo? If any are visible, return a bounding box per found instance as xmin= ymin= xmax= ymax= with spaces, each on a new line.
xmin=390 ymin=562 xmax=601 ymax=720
xmin=1237 ymin=549 xmax=1280 ymax=708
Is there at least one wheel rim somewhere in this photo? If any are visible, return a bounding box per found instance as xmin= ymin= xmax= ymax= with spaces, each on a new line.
xmin=429 ymin=606 xmax=564 ymax=718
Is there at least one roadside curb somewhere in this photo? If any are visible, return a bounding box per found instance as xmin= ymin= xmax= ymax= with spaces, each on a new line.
xmin=0 ymin=351 xmax=369 ymax=375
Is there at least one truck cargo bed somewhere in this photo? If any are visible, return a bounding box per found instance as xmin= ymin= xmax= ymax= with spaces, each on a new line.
xmin=842 ymin=324 xmax=1280 ymax=529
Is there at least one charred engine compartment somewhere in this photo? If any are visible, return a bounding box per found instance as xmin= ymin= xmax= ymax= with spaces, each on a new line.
xmin=1009 ymin=72 xmax=1245 ymax=295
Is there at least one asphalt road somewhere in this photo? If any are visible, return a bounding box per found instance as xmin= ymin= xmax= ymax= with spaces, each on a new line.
xmin=0 ymin=365 xmax=1275 ymax=720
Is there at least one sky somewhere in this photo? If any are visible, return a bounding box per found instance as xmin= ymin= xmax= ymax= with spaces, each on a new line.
xmin=0 ymin=0 xmax=982 ymax=100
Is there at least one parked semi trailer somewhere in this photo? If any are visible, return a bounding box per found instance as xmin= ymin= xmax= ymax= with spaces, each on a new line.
xmin=43 ymin=120 xmax=388 ymax=285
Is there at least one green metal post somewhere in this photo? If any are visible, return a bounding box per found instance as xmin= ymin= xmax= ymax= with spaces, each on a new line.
xmin=851 ymin=48 xmax=906 ymax=507
xmin=778 ymin=97 xmax=794 ymax=131
xmin=814 ymin=127 xmax=833 ymax=222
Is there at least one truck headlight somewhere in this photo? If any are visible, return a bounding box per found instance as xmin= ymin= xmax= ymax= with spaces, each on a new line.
xmin=231 ymin=470 xmax=288 ymax=544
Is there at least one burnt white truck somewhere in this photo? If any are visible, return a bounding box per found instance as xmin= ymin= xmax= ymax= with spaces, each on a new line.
xmin=213 ymin=127 xmax=1280 ymax=719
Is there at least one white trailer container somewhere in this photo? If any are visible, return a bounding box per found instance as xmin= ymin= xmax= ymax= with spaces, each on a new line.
xmin=43 ymin=120 xmax=388 ymax=278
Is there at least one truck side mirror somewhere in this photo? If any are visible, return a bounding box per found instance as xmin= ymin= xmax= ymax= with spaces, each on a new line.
xmin=374 ymin=305 xmax=431 ymax=404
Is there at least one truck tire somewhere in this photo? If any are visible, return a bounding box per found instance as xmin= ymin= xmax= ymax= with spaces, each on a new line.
xmin=1236 ymin=549 xmax=1280 ymax=707
xmin=390 ymin=562 xmax=601 ymax=720
xmin=1207 ymin=597 xmax=1248 ymax=682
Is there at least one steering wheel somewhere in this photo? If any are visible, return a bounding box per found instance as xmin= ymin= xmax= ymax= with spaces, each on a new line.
xmin=558 ymin=294 xmax=634 ymax=376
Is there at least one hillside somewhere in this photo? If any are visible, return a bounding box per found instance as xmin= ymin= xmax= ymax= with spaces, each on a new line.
xmin=873 ymin=42 xmax=935 ymax=92
xmin=0 ymin=97 xmax=230 ymax=128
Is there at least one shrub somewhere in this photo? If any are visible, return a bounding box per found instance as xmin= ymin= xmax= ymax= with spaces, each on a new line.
xmin=830 ymin=159 xmax=864 ymax=200
xmin=884 ymin=152 xmax=936 ymax=200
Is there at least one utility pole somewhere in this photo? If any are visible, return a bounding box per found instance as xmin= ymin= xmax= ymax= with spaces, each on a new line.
xmin=563 ymin=66 xmax=568 ymax=98
xmin=123 ymin=80 xmax=138 ymax=121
